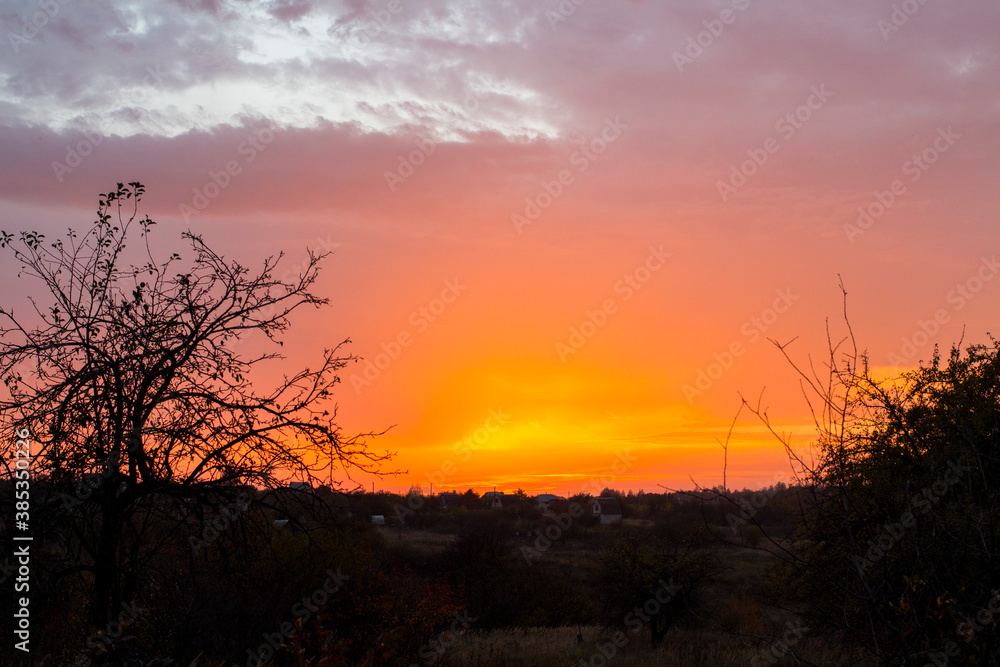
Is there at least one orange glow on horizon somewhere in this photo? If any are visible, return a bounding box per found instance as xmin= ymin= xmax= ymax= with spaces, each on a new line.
xmin=333 ymin=356 xmax=826 ymax=495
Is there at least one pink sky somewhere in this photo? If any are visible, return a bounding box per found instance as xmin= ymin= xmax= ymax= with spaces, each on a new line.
xmin=1 ymin=0 xmax=998 ymax=493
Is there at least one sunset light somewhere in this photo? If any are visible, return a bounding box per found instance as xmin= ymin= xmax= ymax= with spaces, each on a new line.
xmin=2 ymin=2 xmax=1000 ymax=662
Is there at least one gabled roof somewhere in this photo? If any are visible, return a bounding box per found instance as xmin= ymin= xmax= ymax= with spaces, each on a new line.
xmin=594 ymin=497 xmax=622 ymax=515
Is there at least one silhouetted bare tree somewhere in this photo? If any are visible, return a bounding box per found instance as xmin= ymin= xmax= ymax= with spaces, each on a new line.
xmin=742 ymin=282 xmax=1000 ymax=664
xmin=0 ymin=183 xmax=389 ymax=632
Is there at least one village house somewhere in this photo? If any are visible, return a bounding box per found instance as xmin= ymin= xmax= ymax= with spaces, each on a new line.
xmin=482 ymin=490 xmax=505 ymax=509
xmin=438 ymin=491 xmax=461 ymax=509
xmin=592 ymin=496 xmax=623 ymax=525
xmin=482 ymin=491 xmax=522 ymax=509
xmin=535 ymin=493 xmax=564 ymax=512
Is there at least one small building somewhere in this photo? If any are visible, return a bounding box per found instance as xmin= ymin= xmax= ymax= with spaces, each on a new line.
xmin=439 ymin=492 xmax=461 ymax=509
xmin=536 ymin=493 xmax=564 ymax=511
xmin=482 ymin=491 xmax=506 ymax=509
xmin=497 ymin=495 xmax=521 ymax=509
xmin=288 ymin=482 xmax=313 ymax=493
xmin=592 ymin=497 xmax=623 ymax=525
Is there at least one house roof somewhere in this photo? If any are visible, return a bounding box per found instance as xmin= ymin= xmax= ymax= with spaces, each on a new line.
xmin=594 ymin=497 xmax=622 ymax=515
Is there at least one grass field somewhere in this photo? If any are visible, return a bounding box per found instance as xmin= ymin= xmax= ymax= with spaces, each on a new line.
xmin=371 ymin=523 xmax=868 ymax=666
xmin=439 ymin=625 xmax=857 ymax=666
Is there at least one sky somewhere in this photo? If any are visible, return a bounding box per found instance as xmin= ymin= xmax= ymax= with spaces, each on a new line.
xmin=1 ymin=0 xmax=998 ymax=495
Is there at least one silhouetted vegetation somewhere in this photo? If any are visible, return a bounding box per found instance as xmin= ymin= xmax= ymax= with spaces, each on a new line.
xmin=2 ymin=187 xmax=998 ymax=665
xmin=762 ymin=335 xmax=1000 ymax=664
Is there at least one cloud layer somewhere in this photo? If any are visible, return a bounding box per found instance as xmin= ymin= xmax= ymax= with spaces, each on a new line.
xmin=2 ymin=0 xmax=999 ymax=491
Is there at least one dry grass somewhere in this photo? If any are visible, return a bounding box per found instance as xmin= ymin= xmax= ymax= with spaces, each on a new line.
xmin=385 ymin=528 xmax=866 ymax=666
xmin=439 ymin=625 xmax=859 ymax=666
xmin=375 ymin=525 xmax=459 ymax=554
